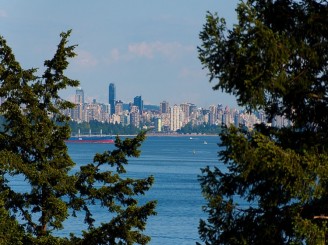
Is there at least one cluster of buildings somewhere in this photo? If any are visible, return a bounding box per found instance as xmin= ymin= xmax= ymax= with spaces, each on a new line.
xmin=63 ymin=83 xmax=290 ymax=132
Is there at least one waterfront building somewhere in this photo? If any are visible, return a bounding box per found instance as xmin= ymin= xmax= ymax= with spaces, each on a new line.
xmin=160 ymin=101 xmax=169 ymax=114
xmin=154 ymin=118 xmax=162 ymax=132
xmin=74 ymin=88 xmax=84 ymax=121
xmin=70 ymin=106 xmax=79 ymax=122
xmin=84 ymin=100 xmax=100 ymax=122
xmin=112 ymin=114 xmax=121 ymax=124
xmin=61 ymin=84 xmax=276 ymax=132
xmin=108 ymin=83 xmax=116 ymax=115
xmin=119 ymin=114 xmax=126 ymax=126
xmin=160 ymin=112 xmax=171 ymax=128
xmin=130 ymin=111 xmax=140 ymax=128
xmin=122 ymin=113 xmax=130 ymax=126
xmin=222 ymin=112 xmax=232 ymax=126
xmin=234 ymin=113 xmax=240 ymax=127
xmin=204 ymin=113 xmax=209 ymax=124
xmin=130 ymin=105 xmax=139 ymax=114
xmin=189 ymin=107 xmax=198 ymax=123
xmin=129 ymin=105 xmax=140 ymax=128
xmin=75 ymin=88 xmax=84 ymax=104
xmin=128 ymin=102 xmax=133 ymax=112
xmin=217 ymin=104 xmax=223 ymax=112
xmin=115 ymin=100 xmax=124 ymax=115
xmin=180 ymin=103 xmax=190 ymax=126
xmin=170 ymin=104 xmax=183 ymax=131
xmin=100 ymin=104 xmax=110 ymax=122
xmin=209 ymin=105 xmax=218 ymax=125
xmin=133 ymin=96 xmax=143 ymax=115
xmin=142 ymin=111 xmax=152 ymax=124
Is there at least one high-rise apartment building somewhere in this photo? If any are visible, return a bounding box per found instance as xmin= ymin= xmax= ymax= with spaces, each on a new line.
xmin=209 ymin=105 xmax=218 ymax=125
xmin=234 ymin=113 xmax=240 ymax=127
xmin=115 ymin=100 xmax=124 ymax=115
xmin=130 ymin=105 xmax=139 ymax=114
xmin=180 ymin=103 xmax=190 ymax=125
xmin=222 ymin=112 xmax=231 ymax=126
xmin=133 ymin=96 xmax=143 ymax=115
xmin=75 ymin=88 xmax=84 ymax=104
xmin=170 ymin=104 xmax=183 ymax=131
xmin=160 ymin=101 xmax=169 ymax=114
xmin=154 ymin=118 xmax=162 ymax=132
xmin=130 ymin=105 xmax=140 ymax=128
xmin=74 ymin=88 xmax=84 ymax=121
xmin=108 ymin=83 xmax=116 ymax=115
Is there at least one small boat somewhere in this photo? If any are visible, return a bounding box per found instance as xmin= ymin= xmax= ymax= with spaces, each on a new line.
xmin=190 ymin=137 xmax=193 ymax=140
xmin=203 ymin=141 xmax=208 ymax=144
xmin=65 ymin=135 xmax=114 ymax=144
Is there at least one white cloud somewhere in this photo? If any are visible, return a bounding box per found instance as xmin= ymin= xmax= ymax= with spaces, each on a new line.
xmin=128 ymin=42 xmax=154 ymax=58
xmin=106 ymin=41 xmax=195 ymax=64
xmin=105 ymin=47 xmax=134 ymax=64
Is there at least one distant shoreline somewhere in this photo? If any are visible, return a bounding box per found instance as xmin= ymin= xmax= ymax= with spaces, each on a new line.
xmin=117 ymin=133 xmax=220 ymax=137
xmin=70 ymin=133 xmax=220 ymax=137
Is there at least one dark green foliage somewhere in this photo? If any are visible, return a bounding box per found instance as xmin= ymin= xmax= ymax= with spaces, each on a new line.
xmin=0 ymin=191 xmax=25 ymax=245
xmin=198 ymin=0 xmax=328 ymax=244
xmin=0 ymin=31 xmax=155 ymax=244
xmin=71 ymin=132 xmax=156 ymax=245
xmin=0 ymin=30 xmax=78 ymax=237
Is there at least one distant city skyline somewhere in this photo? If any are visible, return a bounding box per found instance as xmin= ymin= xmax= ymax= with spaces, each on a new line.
xmin=67 ymin=85 xmax=290 ymax=134
xmin=73 ymin=85 xmax=233 ymax=110
xmin=0 ymin=1 xmax=240 ymax=109
xmin=67 ymin=86 xmax=290 ymax=133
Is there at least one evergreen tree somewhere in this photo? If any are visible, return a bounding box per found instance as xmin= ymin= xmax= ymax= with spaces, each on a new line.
xmin=0 ymin=31 xmax=155 ymax=244
xmin=70 ymin=132 xmax=156 ymax=245
xmin=0 ymin=30 xmax=78 ymax=240
xmin=198 ymin=0 xmax=328 ymax=244
xmin=0 ymin=191 xmax=25 ymax=245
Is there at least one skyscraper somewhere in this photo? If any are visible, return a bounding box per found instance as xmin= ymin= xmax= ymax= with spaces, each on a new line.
xmin=209 ymin=105 xmax=218 ymax=125
xmin=133 ymin=95 xmax=143 ymax=115
xmin=108 ymin=83 xmax=116 ymax=115
xmin=160 ymin=101 xmax=169 ymax=114
xmin=74 ymin=88 xmax=84 ymax=121
xmin=170 ymin=104 xmax=182 ymax=131
xmin=75 ymin=88 xmax=84 ymax=104
xmin=115 ymin=100 xmax=124 ymax=115
xmin=130 ymin=105 xmax=140 ymax=128
xmin=180 ymin=103 xmax=190 ymax=125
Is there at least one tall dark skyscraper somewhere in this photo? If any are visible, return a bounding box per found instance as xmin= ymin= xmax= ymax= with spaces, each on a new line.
xmin=133 ymin=95 xmax=143 ymax=115
xmin=108 ymin=83 xmax=116 ymax=115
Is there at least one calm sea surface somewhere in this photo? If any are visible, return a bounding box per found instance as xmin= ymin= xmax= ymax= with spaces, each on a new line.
xmin=13 ymin=135 xmax=223 ymax=244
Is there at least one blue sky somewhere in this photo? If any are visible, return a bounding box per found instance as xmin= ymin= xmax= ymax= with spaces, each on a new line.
xmin=0 ymin=1 xmax=240 ymax=108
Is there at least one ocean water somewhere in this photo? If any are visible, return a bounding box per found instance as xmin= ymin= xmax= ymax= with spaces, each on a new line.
xmin=64 ymin=135 xmax=222 ymax=244
xmin=10 ymin=135 xmax=223 ymax=244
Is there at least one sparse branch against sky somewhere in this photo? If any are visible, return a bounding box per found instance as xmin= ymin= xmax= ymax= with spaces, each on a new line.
xmin=0 ymin=0 xmax=239 ymax=108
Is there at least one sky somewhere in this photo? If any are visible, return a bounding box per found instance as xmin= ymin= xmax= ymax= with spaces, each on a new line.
xmin=0 ymin=0 xmax=240 ymax=109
